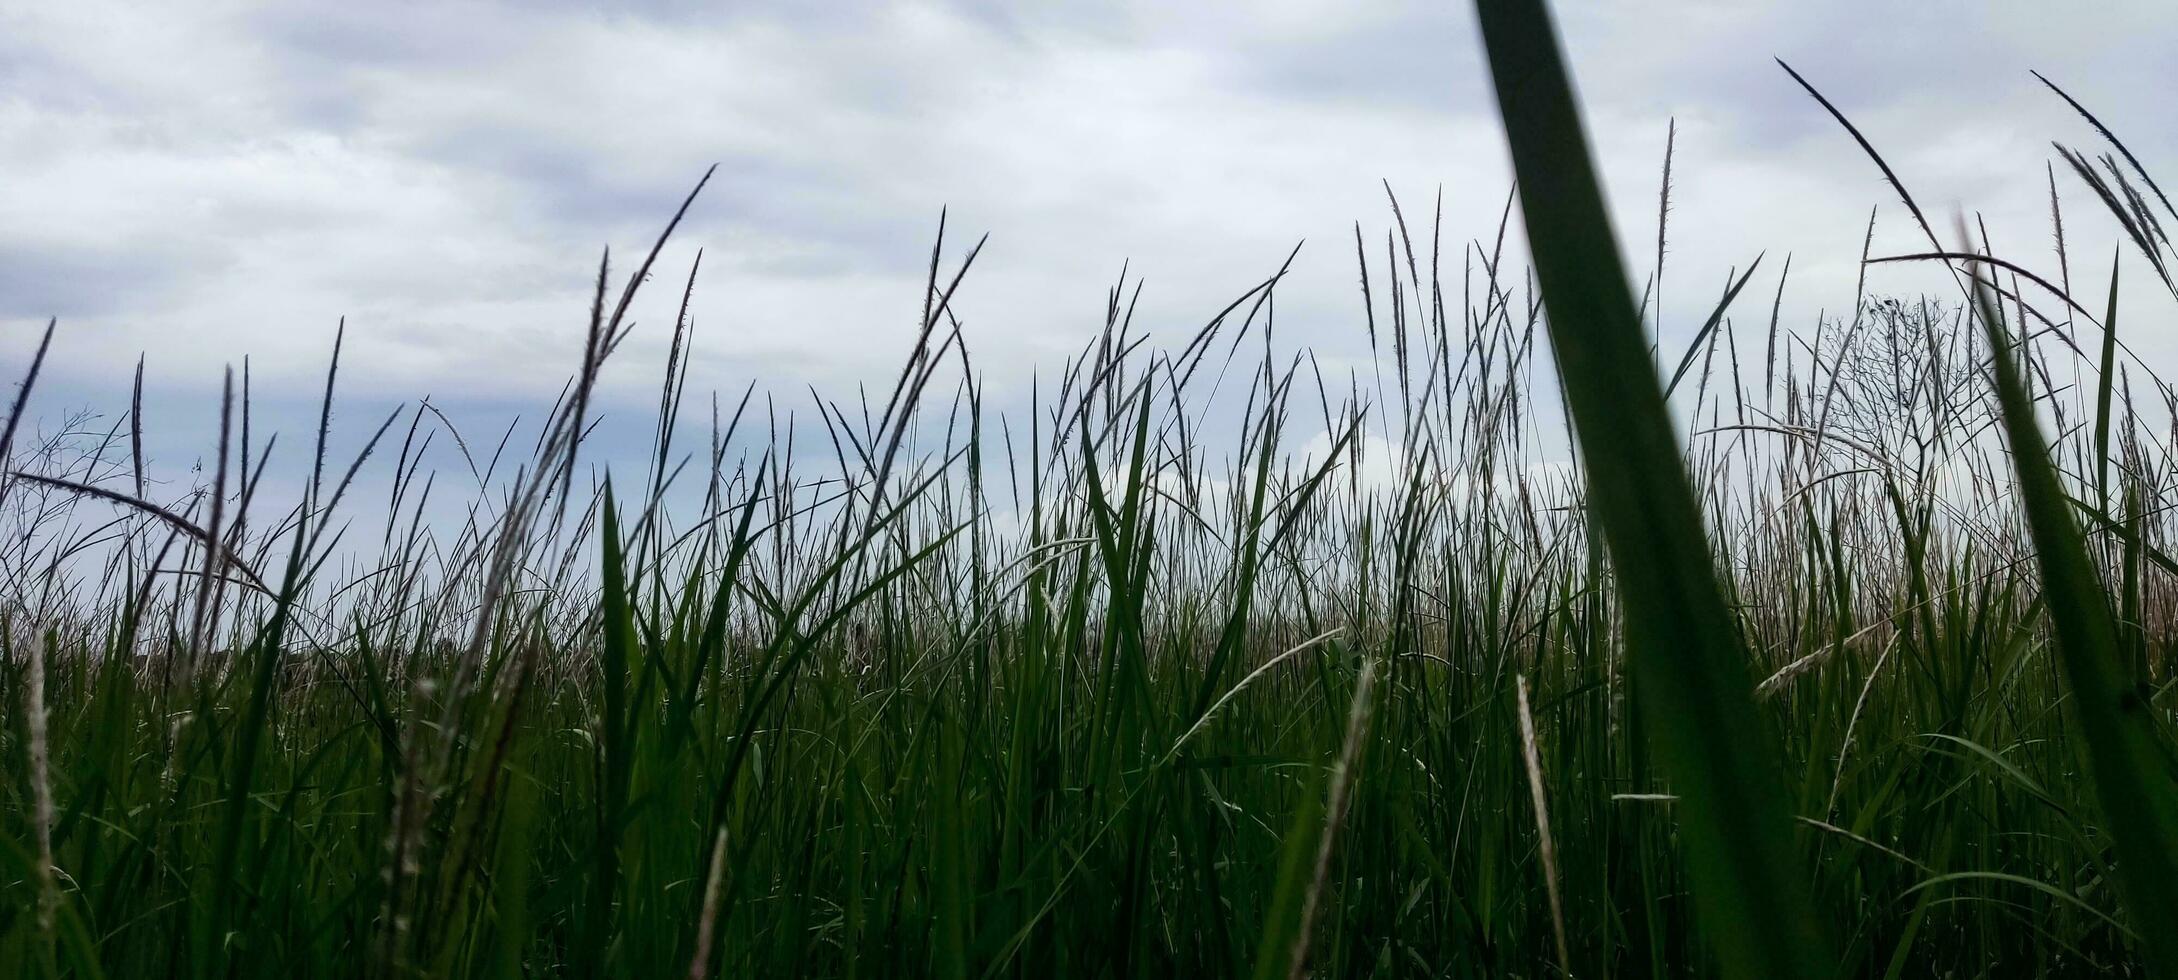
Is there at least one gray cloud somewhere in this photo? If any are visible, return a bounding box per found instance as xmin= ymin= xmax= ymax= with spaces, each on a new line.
xmin=3 ymin=0 xmax=2174 ymax=452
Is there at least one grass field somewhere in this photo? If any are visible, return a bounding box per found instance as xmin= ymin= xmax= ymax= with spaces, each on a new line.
xmin=7 ymin=4 xmax=2178 ymax=977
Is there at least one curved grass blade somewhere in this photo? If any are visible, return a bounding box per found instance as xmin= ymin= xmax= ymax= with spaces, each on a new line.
xmin=1469 ymin=2 xmax=1832 ymax=976
xmin=1970 ymin=256 xmax=2178 ymax=975
xmin=1663 ymin=254 xmax=1764 ymax=399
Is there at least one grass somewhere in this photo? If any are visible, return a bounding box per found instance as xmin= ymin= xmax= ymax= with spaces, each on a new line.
xmin=7 ymin=2 xmax=2178 ymax=975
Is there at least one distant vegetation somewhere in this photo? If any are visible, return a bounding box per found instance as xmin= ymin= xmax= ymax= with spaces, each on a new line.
xmin=6 ymin=3 xmax=2178 ymax=977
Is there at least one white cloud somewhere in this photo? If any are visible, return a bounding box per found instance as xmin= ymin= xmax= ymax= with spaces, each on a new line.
xmin=2 ymin=0 xmax=2173 ymax=468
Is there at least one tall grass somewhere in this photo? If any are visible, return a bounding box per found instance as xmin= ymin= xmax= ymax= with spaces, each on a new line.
xmin=7 ymin=15 xmax=2178 ymax=977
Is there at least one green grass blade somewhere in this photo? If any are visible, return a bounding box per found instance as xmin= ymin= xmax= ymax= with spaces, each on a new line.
xmin=591 ymin=482 xmax=635 ymax=971
xmin=1663 ymin=254 xmax=1764 ymax=399
xmin=1469 ymin=2 xmax=1833 ymax=976
xmin=1971 ymin=263 xmax=2178 ymax=975
xmin=1248 ymin=770 xmax=1325 ymax=980
xmin=2094 ymin=248 xmax=2120 ymax=509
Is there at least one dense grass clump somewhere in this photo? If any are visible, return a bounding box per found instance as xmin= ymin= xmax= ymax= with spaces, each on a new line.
xmin=8 ymin=10 xmax=2178 ymax=977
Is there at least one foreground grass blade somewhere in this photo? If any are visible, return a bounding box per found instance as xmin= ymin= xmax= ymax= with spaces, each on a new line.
xmin=1470 ymin=1 xmax=1833 ymax=976
xmin=1971 ymin=263 xmax=2178 ymax=975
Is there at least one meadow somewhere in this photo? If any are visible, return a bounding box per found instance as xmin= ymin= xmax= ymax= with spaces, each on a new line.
xmin=6 ymin=5 xmax=2178 ymax=977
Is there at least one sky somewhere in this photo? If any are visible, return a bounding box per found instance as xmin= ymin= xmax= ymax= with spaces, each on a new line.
xmin=4 ymin=0 xmax=2176 ymax=480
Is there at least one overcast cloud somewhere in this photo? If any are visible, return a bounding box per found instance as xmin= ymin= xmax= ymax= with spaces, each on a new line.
xmin=4 ymin=1 xmax=2176 ymax=462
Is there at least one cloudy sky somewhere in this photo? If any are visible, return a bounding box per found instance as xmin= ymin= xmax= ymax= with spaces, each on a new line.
xmin=4 ymin=0 xmax=2176 ymax=470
